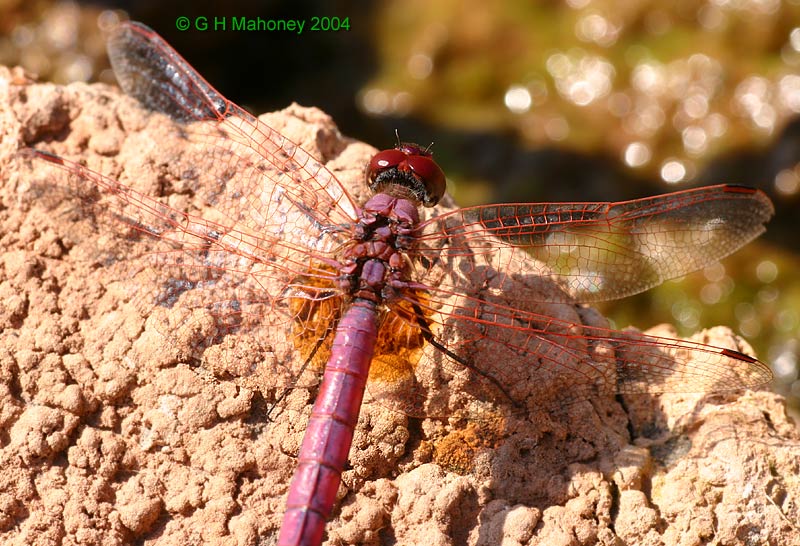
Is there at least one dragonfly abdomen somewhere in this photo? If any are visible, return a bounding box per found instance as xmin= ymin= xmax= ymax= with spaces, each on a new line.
xmin=278 ymin=299 xmax=378 ymax=546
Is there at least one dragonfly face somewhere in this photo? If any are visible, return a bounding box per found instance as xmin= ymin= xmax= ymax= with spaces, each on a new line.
xmin=366 ymin=142 xmax=446 ymax=207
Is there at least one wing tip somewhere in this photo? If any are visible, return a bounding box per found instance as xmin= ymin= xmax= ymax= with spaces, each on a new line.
xmin=721 ymin=184 xmax=775 ymax=218
xmin=20 ymin=148 xmax=65 ymax=165
xmin=720 ymin=348 xmax=773 ymax=386
xmin=720 ymin=347 xmax=758 ymax=364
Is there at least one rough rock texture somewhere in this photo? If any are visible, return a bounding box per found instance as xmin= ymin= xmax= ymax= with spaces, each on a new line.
xmin=1 ymin=67 xmax=798 ymax=545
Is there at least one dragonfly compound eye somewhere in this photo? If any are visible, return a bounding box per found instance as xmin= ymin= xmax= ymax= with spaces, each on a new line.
xmin=367 ymin=144 xmax=446 ymax=207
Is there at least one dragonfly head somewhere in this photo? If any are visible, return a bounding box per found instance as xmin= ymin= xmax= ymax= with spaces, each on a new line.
xmin=366 ymin=142 xmax=446 ymax=207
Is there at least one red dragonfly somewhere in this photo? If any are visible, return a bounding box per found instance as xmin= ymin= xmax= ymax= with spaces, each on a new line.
xmin=28 ymin=22 xmax=774 ymax=546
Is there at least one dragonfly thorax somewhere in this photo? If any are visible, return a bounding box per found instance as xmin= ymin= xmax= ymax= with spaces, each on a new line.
xmin=337 ymin=195 xmax=419 ymax=302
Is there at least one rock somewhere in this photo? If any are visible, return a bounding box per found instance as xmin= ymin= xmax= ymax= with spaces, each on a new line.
xmin=1 ymin=66 xmax=797 ymax=545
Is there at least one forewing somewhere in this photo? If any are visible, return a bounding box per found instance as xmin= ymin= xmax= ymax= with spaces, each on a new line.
xmin=107 ymin=21 xmax=360 ymax=230
xmin=411 ymin=185 xmax=774 ymax=304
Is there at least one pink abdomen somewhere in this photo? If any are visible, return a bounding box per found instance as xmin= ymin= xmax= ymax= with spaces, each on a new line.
xmin=277 ymin=299 xmax=378 ymax=546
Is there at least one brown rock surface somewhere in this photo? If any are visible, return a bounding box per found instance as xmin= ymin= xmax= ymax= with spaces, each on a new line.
xmin=1 ymin=67 xmax=798 ymax=545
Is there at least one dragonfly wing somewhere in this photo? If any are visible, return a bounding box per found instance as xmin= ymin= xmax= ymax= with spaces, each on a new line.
xmin=366 ymin=287 xmax=772 ymax=418
xmin=412 ymin=185 xmax=774 ymax=304
xmin=25 ymin=149 xmax=344 ymax=391
xmin=107 ymin=21 xmax=360 ymax=230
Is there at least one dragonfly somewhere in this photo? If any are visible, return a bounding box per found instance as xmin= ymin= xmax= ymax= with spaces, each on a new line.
xmin=26 ymin=21 xmax=774 ymax=546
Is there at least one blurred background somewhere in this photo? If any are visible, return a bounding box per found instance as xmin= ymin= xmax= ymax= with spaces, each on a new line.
xmin=2 ymin=0 xmax=798 ymax=416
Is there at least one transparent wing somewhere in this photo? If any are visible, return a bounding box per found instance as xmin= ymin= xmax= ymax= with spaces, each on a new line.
xmin=107 ymin=21 xmax=360 ymax=232
xmin=25 ymin=149 xmax=347 ymax=389
xmin=364 ymin=285 xmax=772 ymax=417
xmin=411 ymin=185 xmax=774 ymax=304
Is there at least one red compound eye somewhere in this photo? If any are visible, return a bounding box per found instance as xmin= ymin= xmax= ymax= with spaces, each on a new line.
xmin=368 ymin=149 xmax=406 ymax=174
xmin=404 ymin=154 xmax=446 ymax=204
